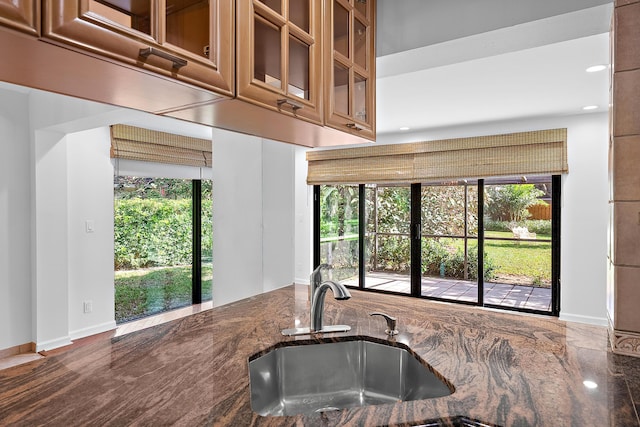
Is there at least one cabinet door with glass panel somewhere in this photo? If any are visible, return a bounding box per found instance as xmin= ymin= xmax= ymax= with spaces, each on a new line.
xmin=325 ymin=0 xmax=375 ymax=140
xmin=0 ymin=1 xmax=38 ymax=36
xmin=236 ymin=0 xmax=323 ymax=125
xmin=42 ymin=0 xmax=233 ymax=95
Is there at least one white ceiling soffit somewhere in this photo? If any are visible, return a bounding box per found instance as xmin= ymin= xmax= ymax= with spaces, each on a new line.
xmin=376 ymin=0 xmax=612 ymax=56
xmin=0 ymin=80 xmax=212 ymax=140
xmin=376 ymin=4 xmax=612 ymax=135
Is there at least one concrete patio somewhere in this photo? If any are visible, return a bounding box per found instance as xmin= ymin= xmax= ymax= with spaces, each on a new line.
xmin=343 ymin=272 xmax=552 ymax=312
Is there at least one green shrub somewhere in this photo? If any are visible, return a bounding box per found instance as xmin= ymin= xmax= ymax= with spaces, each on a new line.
xmin=465 ymin=247 xmax=497 ymax=281
xmin=420 ymin=241 xmax=496 ymax=281
xmin=523 ymin=220 xmax=552 ymax=235
xmin=114 ymin=198 xmax=212 ymax=270
xmin=420 ymin=239 xmax=449 ymax=276
xmin=484 ymin=219 xmax=513 ymax=232
xmin=372 ymin=236 xmax=497 ymax=281
xmin=375 ymin=235 xmax=411 ymax=273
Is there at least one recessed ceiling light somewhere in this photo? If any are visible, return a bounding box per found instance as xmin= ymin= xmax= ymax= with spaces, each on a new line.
xmin=586 ymin=65 xmax=607 ymax=73
xmin=399 ymin=127 xmax=410 ymax=131
xmin=583 ymin=105 xmax=598 ymax=110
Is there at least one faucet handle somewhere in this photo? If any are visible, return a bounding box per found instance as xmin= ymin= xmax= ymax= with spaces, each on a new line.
xmin=370 ymin=312 xmax=399 ymax=336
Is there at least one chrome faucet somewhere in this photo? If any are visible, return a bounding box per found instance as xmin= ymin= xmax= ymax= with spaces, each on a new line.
xmin=309 ymin=263 xmax=331 ymax=302
xmin=282 ymin=277 xmax=352 ymax=336
xmin=310 ymin=281 xmax=351 ymax=332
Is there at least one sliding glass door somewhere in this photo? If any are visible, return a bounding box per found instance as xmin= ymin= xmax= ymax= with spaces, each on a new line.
xmin=364 ymin=185 xmax=412 ymax=294
xmin=114 ymin=177 xmax=211 ymax=324
xmin=318 ymin=184 xmax=360 ymax=283
xmin=314 ymin=175 xmax=560 ymax=316
xmin=420 ymin=183 xmax=479 ymax=303
xmin=482 ymin=177 xmax=554 ymax=311
xmin=199 ymin=179 xmax=213 ymax=302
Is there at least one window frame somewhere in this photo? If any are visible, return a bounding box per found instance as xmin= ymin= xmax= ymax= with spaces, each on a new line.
xmin=313 ymin=175 xmax=561 ymax=316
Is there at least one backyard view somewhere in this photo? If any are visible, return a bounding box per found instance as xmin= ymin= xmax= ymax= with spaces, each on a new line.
xmin=320 ymin=179 xmax=553 ymax=310
xmin=114 ymin=177 xmax=212 ymax=323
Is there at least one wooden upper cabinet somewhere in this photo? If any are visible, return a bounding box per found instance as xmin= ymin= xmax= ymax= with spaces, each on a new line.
xmin=42 ymin=0 xmax=234 ymax=97
xmin=236 ymin=0 xmax=323 ymax=125
xmin=325 ymin=0 xmax=375 ymax=140
xmin=0 ymin=1 xmax=39 ymax=36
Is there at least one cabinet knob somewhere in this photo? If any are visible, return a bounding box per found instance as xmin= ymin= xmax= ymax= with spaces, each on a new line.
xmin=139 ymin=47 xmax=187 ymax=69
xmin=346 ymin=123 xmax=365 ymax=131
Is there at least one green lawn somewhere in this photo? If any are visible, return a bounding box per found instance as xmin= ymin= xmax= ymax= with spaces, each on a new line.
xmin=115 ymin=265 xmax=213 ymax=324
xmin=483 ymin=231 xmax=551 ymax=285
xmin=428 ymin=231 xmax=551 ymax=286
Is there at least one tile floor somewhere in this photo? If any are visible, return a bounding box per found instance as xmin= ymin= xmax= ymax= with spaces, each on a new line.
xmin=344 ymin=272 xmax=552 ymax=312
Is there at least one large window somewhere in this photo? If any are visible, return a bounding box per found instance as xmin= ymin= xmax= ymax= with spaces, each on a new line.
xmin=114 ymin=177 xmax=211 ymax=324
xmin=315 ymin=176 xmax=560 ymax=315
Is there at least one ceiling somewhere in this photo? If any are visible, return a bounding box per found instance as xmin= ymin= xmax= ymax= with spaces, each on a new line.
xmin=375 ymin=1 xmax=613 ymax=135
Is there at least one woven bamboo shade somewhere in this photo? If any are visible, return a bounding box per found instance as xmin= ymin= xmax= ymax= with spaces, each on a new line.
xmin=110 ymin=124 xmax=212 ymax=167
xmin=307 ymin=128 xmax=568 ymax=184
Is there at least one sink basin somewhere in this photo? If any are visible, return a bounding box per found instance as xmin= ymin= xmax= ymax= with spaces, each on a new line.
xmin=248 ymin=337 xmax=454 ymax=416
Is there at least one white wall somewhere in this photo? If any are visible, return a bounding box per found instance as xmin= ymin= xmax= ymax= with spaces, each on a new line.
xmin=262 ymin=140 xmax=295 ymax=292
xmin=32 ymin=130 xmax=72 ymax=350
xmin=1 ymin=83 xmax=305 ymax=350
xmin=212 ymin=129 xmax=264 ymax=306
xmin=294 ymin=147 xmax=312 ymax=285
xmin=1 ymin=81 xmax=607 ymax=352
xmin=376 ymin=112 xmax=609 ymax=325
xmin=560 ymin=114 xmax=609 ymax=325
xmin=1 ymin=83 xmax=221 ymax=352
xmin=0 ymin=88 xmax=32 ymax=350
xmin=67 ymin=128 xmax=117 ymax=339
xmin=211 ymin=130 xmax=304 ymax=306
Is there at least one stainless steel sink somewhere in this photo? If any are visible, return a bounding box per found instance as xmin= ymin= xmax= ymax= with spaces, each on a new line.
xmin=248 ymin=338 xmax=454 ymax=416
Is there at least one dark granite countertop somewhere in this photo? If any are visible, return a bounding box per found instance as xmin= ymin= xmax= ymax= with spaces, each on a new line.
xmin=211 ymin=285 xmax=640 ymax=426
xmin=1 ymin=285 xmax=639 ymax=426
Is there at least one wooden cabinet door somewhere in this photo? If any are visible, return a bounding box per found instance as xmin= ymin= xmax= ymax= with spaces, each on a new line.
xmin=42 ymin=0 xmax=233 ymax=96
xmin=324 ymin=0 xmax=375 ymax=140
xmin=0 ymin=1 xmax=39 ymax=36
xmin=236 ymin=0 xmax=323 ymax=125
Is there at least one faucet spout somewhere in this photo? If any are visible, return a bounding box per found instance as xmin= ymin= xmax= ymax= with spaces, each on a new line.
xmin=281 ymin=275 xmax=352 ymax=336
xmin=310 ymin=281 xmax=351 ymax=332
xmin=309 ymin=264 xmax=331 ymax=302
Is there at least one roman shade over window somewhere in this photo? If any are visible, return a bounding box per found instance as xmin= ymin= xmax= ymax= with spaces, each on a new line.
xmin=110 ymin=124 xmax=212 ymax=167
xmin=306 ymin=128 xmax=568 ymax=185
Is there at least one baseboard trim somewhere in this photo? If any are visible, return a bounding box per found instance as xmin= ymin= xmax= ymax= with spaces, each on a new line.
xmin=69 ymin=321 xmax=117 ymax=341
xmin=36 ymin=336 xmax=73 ymax=352
xmin=294 ymin=278 xmax=310 ymax=286
xmin=0 ymin=342 xmax=36 ymax=359
xmin=608 ymin=315 xmax=640 ymax=358
xmin=559 ymin=313 xmax=608 ymax=327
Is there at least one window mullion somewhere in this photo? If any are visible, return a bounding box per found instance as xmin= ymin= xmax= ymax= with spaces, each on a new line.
xmin=410 ymin=183 xmax=422 ymax=296
xmin=358 ymin=184 xmax=365 ymax=289
xmin=192 ymin=179 xmax=202 ymax=304
xmin=477 ymin=179 xmax=485 ymax=305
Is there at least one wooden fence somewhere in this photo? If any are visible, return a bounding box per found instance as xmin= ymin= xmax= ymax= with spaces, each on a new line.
xmin=528 ymin=203 xmax=551 ymax=220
